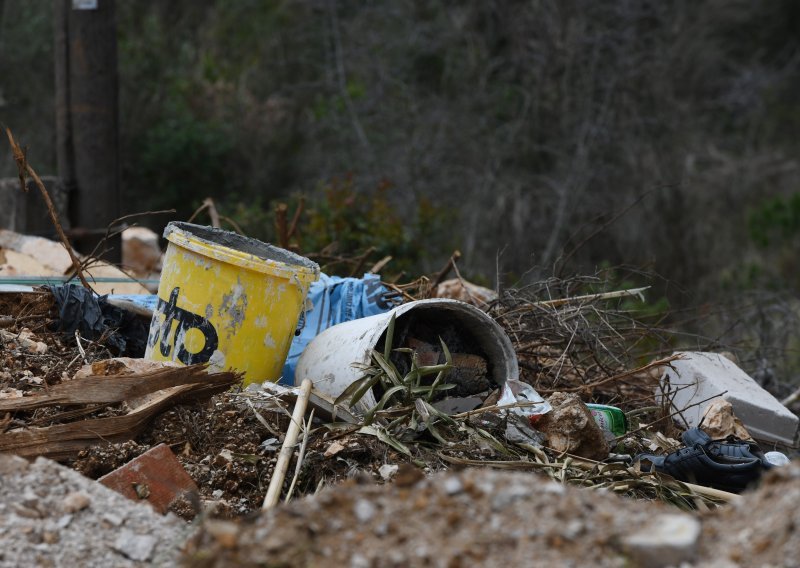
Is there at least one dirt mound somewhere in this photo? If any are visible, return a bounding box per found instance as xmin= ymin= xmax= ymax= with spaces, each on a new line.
xmin=701 ymin=463 xmax=800 ymax=567
xmin=184 ymin=467 xmax=665 ymax=567
xmin=184 ymin=463 xmax=800 ymax=567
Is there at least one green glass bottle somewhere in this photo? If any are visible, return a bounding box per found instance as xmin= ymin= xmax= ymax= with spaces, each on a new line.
xmin=587 ymin=403 xmax=628 ymax=440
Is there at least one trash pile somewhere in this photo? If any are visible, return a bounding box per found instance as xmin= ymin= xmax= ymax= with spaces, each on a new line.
xmin=1 ymin=218 xmax=799 ymax=566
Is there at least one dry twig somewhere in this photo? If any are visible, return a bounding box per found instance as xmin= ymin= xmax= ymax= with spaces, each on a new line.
xmin=4 ymin=127 xmax=91 ymax=290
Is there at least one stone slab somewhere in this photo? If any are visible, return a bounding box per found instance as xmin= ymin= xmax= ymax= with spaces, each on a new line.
xmin=657 ymin=351 xmax=799 ymax=447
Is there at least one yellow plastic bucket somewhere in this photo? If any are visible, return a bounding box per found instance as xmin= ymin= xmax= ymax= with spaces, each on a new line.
xmin=144 ymin=222 xmax=319 ymax=385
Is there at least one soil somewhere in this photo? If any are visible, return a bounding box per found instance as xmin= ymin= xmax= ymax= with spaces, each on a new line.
xmin=71 ymin=392 xmax=422 ymax=519
xmin=701 ymin=464 xmax=800 ymax=567
xmin=183 ymin=464 xmax=800 ymax=567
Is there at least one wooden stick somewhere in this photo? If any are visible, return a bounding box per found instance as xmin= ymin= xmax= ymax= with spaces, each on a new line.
xmin=680 ymin=480 xmax=742 ymax=503
xmin=534 ymin=286 xmax=650 ymax=308
xmin=431 ymin=250 xmax=462 ymax=289
xmin=5 ymin=127 xmax=92 ymax=291
xmin=537 ymin=354 xmax=680 ymax=394
xmin=284 ymin=408 xmax=314 ymax=503
xmin=287 ymin=197 xmax=305 ymax=242
xmin=203 ymin=197 xmax=221 ymax=228
xmin=275 ymin=203 xmax=289 ymax=249
xmin=263 ymin=378 xmax=313 ymax=510
xmin=781 ymin=384 xmax=800 ymax=407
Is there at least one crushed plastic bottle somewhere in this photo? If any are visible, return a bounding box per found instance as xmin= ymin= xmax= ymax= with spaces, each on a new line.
xmin=764 ymin=451 xmax=790 ymax=467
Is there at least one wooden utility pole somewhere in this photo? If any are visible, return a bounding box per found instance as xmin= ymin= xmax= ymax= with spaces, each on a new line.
xmin=54 ymin=0 xmax=120 ymax=261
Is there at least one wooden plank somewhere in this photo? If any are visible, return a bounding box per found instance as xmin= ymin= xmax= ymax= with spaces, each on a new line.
xmin=0 ymin=377 xmax=237 ymax=460
xmin=0 ymin=364 xmax=234 ymax=412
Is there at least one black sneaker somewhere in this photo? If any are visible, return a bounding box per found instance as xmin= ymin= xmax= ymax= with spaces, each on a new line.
xmin=637 ymin=429 xmax=768 ymax=493
xmin=681 ymin=428 xmax=772 ymax=469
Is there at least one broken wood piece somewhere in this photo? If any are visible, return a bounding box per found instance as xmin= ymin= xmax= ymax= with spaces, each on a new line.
xmin=0 ymin=364 xmax=235 ymax=412
xmin=99 ymin=443 xmax=200 ymax=515
xmin=0 ymin=377 xmax=237 ymax=460
xmin=263 ymin=378 xmax=312 ymax=510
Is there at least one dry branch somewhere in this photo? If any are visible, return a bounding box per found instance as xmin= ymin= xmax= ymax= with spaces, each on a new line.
xmin=4 ymin=127 xmax=91 ymax=290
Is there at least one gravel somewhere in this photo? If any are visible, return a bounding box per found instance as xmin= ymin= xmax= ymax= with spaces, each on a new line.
xmin=0 ymin=454 xmax=192 ymax=567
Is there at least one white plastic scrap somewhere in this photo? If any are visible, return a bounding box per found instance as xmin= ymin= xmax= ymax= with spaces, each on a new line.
xmin=764 ymin=451 xmax=790 ymax=467
xmin=497 ymin=380 xmax=551 ymax=420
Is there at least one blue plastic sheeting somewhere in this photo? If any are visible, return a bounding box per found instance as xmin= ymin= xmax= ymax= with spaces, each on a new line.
xmin=280 ymin=273 xmax=395 ymax=385
xmin=107 ymin=294 xmax=159 ymax=312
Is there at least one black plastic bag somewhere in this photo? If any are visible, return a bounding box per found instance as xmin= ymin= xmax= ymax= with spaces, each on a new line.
xmin=47 ymin=284 xmax=149 ymax=357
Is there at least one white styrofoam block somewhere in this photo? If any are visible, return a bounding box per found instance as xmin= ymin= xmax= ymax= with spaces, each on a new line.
xmin=657 ymin=351 xmax=799 ymax=447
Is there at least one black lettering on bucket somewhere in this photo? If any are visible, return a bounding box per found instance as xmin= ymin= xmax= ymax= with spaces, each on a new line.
xmin=148 ymin=287 xmax=219 ymax=365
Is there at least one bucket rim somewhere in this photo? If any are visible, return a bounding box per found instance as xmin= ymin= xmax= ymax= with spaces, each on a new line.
xmin=165 ymin=222 xmax=319 ymax=283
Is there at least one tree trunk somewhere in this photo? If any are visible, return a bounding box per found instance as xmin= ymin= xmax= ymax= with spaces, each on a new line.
xmin=54 ymin=0 xmax=120 ymax=261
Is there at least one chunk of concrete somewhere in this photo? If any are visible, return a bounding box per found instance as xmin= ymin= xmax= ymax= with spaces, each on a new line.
xmin=622 ymin=513 xmax=701 ymax=567
xmin=536 ymin=392 xmax=609 ymax=460
xmin=657 ymin=352 xmax=799 ymax=447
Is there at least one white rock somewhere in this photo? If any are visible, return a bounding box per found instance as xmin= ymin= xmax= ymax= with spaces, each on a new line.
xmin=62 ymin=492 xmax=91 ymax=513
xmin=353 ymin=499 xmax=375 ymax=523
xmin=102 ymin=513 xmax=124 ymax=527
xmin=111 ymin=529 xmax=158 ymax=562
xmin=622 ymin=513 xmax=701 ymax=567
xmin=443 ymin=477 xmax=464 ymax=495
xmin=378 ymin=464 xmax=398 ymax=481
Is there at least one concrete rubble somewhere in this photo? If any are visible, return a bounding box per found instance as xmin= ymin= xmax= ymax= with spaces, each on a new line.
xmin=122 ymin=226 xmax=163 ymax=285
xmin=0 ymin=453 xmax=190 ymax=567
xmin=659 ymin=351 xmax=799 ymax=446
xmin=535 ymin=392 xmax=610 ymax=461
xmin=183 ymin=463 xmax=800 ymax=567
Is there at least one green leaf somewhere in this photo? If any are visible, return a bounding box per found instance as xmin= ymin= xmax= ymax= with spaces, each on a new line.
xmin=334 ymin=374 xmax=375 ymax=406
xmin=349 ymin=374 xmax=383 ymax=408
xmin=371 ymin=350 xmax=403 ymax=386
xmin=421 ymin=400 xmax=458 ymax=426
xmin=359 ymin=425 xmax=412 ymax=457
xmin=439 ymin=336 xmax=453 ymax=366
xmin=416 ymin=363 xmax=451 ymax=376
xmin=383 ymin=313 xmax=396 ymax=361
xmin=363 ymin=385 xmax=407 ymax=425
xmin=410 ymin=383 xmax=456 ymax=394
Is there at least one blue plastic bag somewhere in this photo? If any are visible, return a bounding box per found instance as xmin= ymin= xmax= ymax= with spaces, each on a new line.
xmin=280 ymin=273 xmax=395 ymax=384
